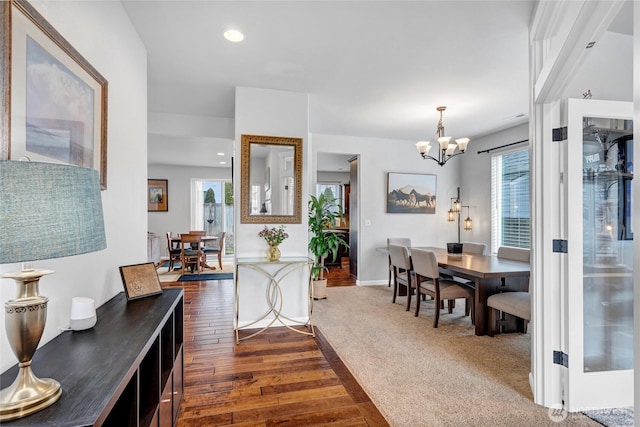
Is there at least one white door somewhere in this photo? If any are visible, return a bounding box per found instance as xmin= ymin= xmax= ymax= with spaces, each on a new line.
xmin=564 ymin=98 xmax=634 ymax=411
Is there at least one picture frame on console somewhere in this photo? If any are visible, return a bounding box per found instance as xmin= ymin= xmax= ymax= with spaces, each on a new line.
xmin=119 ymin=262 xmax=163 ymax=301
xmin=1 ymin=0 xmax=109 ymax=189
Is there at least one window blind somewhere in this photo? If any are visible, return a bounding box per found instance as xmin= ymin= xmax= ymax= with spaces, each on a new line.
xmin=491 ymin=149 xmax=530 ymax=252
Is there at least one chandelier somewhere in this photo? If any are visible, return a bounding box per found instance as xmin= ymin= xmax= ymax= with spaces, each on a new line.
xmin=416 ymin=106 xmax=470 ymax=166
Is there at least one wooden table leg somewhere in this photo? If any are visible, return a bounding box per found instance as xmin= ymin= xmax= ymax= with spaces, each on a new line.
xmin=474 ymin=278 xmax=487 ymax=336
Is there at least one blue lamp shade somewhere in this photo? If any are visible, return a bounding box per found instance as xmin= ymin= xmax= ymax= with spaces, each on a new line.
xmin=0 ymin=161 xmax=107 ymax=264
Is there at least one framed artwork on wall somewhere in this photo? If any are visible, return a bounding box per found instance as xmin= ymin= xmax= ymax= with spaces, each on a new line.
xmin=1 ymin=0 xmax=109 ymax=189
xmin=386 ymin=172 xmax=437 ymax=214
xmin=148 ymin=179 xmax=168 ymax=212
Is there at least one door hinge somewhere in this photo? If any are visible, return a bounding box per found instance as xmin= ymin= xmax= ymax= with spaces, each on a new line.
xmin=552 ymin=126 xmax=568 ymax=142
xmin=553 ymin=350 xmax=569 ymax=368
xmin=553 ymin=239 xmax=568 ymax=253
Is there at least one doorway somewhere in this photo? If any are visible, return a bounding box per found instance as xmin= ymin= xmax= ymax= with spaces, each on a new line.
xmin=316 ymin=152 xmax=358 ymax=283
xmin=191 ymin=179 xmax=234 ymax=257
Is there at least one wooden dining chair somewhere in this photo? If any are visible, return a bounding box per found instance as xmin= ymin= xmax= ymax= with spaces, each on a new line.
xmin=411 ymin=248 xmax=474 ymax=328
xmin=180 ymin=234 xmax=203 ymax=275
xmin=203 ymin=232 xmax=225 ymax=270
xmin=388 ymin=243 xmax=416 ymax=311
xmin=166 ymin=232 xmax=182 ymax=271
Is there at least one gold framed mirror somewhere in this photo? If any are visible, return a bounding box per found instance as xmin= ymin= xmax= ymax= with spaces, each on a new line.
xmin=240 ymin=134 xmax=303 ymax=224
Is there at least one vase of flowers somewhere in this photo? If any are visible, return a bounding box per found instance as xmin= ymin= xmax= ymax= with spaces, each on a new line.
xmin=258 ymin=225 xmax=288 ymax=261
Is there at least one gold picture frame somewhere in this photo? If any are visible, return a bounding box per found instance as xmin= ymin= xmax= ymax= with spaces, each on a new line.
xmin=119 ymin=262 xmax=163 ymax=301
xmin=1 ymin=0 xmax=109 ymax=189
xmin=240 ymin=134 xmax=303 ymax=224
xmin=148 ymin=179 xmax=168 ymax=212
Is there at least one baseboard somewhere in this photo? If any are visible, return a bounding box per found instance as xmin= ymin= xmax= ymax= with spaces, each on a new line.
xmin=356 ymin=280 xmax=388 ymax=286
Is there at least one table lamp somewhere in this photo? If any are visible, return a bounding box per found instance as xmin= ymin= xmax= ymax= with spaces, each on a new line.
xmin=0 ymin=160 xmax=106 ymax=421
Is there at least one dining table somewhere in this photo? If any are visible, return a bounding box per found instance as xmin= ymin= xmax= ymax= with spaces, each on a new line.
xmin=381 ymin=246 xmax=531 ymax=336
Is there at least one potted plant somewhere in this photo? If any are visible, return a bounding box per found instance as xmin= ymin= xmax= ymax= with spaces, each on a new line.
xmin=258 ymin=225 xmax=288 ymax=261
xmin=308 ymin=194 xmax=348 ymax=299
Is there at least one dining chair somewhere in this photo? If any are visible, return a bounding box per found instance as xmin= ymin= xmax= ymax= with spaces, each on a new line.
xmin=188 ymin=230 xmax=207 ymax=250
xmin=387 ymin=238 xmax=411 ymax=287
xmin=166 ymin=232 xmax=182 ymax=271
xmin=487 ymin=246 xmax=531 ymax=335
xmin=497 ymin=246 xmax=530 ymax=262
xmin=203 ymin=232 xmax=225 ymax=270
xmin=462 ymin=241 xmax=487 ymax=255
xmin=450 ymin=242 xmax=488 ymax=299
xmin=487 ymin=291 xmax=530 ymax=336
xmin=411 ymin=248 xmax=474 ymax=328
xmin=180 ymin=233 xmax=203 ymax=274
xmin=388 ymin=243 xmax=416 ymax=311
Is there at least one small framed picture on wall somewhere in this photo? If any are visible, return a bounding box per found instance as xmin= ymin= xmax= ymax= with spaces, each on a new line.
xmin=148 ymin=179 xmax=168 ymax=212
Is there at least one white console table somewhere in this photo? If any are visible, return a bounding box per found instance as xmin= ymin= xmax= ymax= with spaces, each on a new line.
xmin=235 ymin=256 xmax=314 ymax=343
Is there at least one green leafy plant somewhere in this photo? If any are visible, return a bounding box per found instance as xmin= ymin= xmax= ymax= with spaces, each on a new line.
xmin=258 ymin=225 xmax=289 ymax=246
xmin=308 ymin=194 xmax=348 ymax=280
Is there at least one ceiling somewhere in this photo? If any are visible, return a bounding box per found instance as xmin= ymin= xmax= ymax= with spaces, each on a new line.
xmin=124 ymin=1 xmax=533 ymax=169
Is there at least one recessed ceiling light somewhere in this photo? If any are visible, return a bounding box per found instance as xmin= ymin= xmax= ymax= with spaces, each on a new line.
xmin=217 ymin=152 xmax=225 ymax=156
xmin=219 ymin=161 xmax=227 ymax=165
xmin=224 ymin=29 xmax=244 ymax=42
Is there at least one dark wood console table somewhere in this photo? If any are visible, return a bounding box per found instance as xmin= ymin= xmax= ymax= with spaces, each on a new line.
xmin=0 ymin=288 xmax=184 ymax=426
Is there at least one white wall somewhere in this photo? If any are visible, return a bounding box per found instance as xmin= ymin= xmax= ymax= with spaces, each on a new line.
xmin=560 ymin=30 xmax=633 ymax=102
xmin=234 ymin=87 xmax=310 ymax=258
xmin=234 ymin=87 xmax=310 ymax=326
xmin=311 ymin=133 xmax=461 ymax=284
xmin=148 ymin=164 xmax=231 ymax=258
xmin=0 ymin=1 xmax=147 ymax=372
xmin=458 ymin=123 xmax=530 ymax=253
xmin=317 ymin=171 xmax=350 ymax=183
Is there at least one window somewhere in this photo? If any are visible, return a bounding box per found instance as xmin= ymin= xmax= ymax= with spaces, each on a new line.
xmin=191 ymin=179 xmax=234 ymax=254
xmin=316 ymin=183 xmax=343 ymax=213
xmin=491 ymin=149 xmax=530 ymax=253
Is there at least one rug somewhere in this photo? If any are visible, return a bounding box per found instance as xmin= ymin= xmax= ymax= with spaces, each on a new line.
xmin=158 ymin=261 xmax=181 ymax=269
xmin=312 ymin=285 xmax=602 ymax=426
xmin=178 ymin=272 xmax=234 ymax=282
xmin=157 ymin=261 xmax=235 ymax=283
xmin=583 ymin=407 xmax=634 ymax=426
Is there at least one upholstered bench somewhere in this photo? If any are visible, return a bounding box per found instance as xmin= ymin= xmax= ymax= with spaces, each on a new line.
xmin=487 ymin=291 xmax=530 ymax=336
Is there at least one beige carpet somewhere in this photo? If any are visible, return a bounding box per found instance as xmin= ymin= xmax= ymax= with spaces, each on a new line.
xmin=313 ymin=285 xmax=600 ymax=427
xmin=156 ymin=260 xmax=235 ymax=282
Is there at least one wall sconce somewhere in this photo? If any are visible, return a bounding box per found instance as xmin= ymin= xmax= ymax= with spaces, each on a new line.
xmin=448 ymin=187 xmax=472 ymax=243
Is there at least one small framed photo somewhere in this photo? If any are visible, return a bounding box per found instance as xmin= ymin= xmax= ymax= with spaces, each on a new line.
xmin=148 ymin=179 xmax=168 ymax=212
xmin=119 ymin=262 xmax=163 ymax=301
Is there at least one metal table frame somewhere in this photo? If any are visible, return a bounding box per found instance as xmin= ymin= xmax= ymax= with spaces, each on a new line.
xmin=235 ymin=256 xmax=314 ymax=343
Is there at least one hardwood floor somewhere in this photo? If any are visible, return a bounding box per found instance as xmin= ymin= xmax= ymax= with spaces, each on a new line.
xmin=324 ymin=260 xmax=356 ymax=287
xmin=163 ymin=278 xmax=386 ymax=426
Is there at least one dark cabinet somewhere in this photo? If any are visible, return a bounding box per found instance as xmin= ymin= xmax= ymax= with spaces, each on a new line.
xmin=0 ymin=289 xmax=184 ymax=427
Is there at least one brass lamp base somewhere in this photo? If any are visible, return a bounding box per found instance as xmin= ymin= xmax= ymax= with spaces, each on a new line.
xmin=0 ymin=269 xmax=61 ymax=421
xmin=0 ymin=366 xmax=61 ymax=421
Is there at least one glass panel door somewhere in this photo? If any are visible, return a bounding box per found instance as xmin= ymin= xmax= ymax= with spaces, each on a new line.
xmin=565 ymin=99 xmax=633 ymax=411
xmin=193 ymin=180 xmax=234 ymax=255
